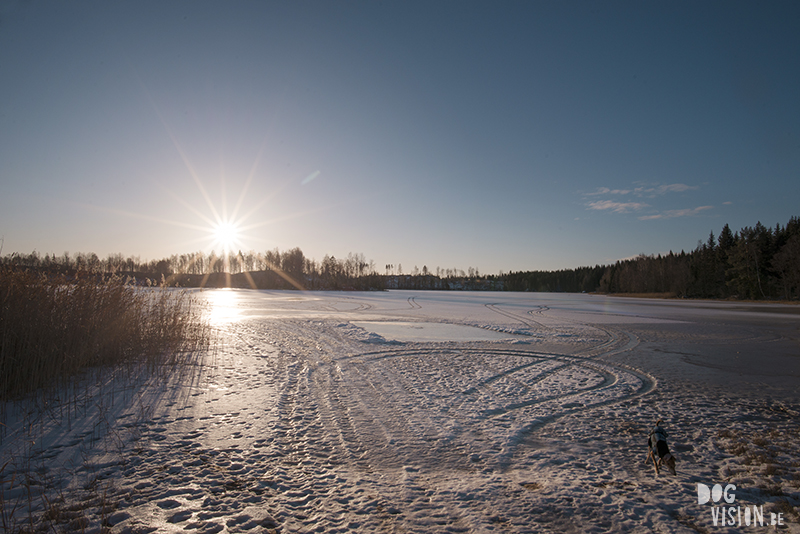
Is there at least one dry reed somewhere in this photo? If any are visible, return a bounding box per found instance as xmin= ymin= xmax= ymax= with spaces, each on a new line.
xmin=0 ymin=268 xmax=210 ymax=401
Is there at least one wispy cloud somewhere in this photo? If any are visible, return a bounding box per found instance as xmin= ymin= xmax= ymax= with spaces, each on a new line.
xmin=638 ymin=206 xmax=713 ymax=220
xmin=587 ymin=200 xmax=650 ymax=213
xmin=582 ymin=182 xmax=710 ymax=220
xmin=585 ymin=183 xmax=698 ymax=198
xmin=585 ymin=187 xmax=633 ymax=196
xmin=654 ymin=183 xmax=695 ymax=194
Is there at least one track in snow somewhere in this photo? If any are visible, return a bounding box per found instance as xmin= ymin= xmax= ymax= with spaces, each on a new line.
xmin=269 ymin=318 xmax=654 ymax=475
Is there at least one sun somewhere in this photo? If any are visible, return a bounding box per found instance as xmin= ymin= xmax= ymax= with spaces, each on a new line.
xmin=212 ymin=221 xmax=241 ymax=254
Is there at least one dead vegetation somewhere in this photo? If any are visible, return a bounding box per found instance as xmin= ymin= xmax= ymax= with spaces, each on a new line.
xmin=0 ymin=267 xmax=213 ymax=532
xmin=0 ymin=267 xmax=211 ymax=401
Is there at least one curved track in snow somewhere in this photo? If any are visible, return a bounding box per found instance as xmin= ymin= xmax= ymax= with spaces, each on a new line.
xmin=279 ymin=344 xmax=656 ymax=473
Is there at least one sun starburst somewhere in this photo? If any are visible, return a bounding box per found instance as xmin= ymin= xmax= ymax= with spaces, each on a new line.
xmin=211 ymin=221 xmax=241 ymax=256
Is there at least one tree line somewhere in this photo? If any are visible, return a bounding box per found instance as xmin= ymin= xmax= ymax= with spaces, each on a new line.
xmin=0 ymin=247 xmax=499 ymax=292
xmin=2 ymin=216 xmax=798 ymax=299
xmin=505 ymin=216 xmax=800 ymax=300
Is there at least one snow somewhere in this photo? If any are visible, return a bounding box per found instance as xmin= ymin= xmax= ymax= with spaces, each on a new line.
xmin=350 ymin=321 xmax=520 ymax=342
xmin=1 ymin=290 xmax=799 ymax=533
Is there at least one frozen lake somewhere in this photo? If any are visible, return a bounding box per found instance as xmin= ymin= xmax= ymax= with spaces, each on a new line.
xmin=3 ymin=290 xmax=799 ymax=533
xmin=206 ymin=288 xmax=800 ymax=397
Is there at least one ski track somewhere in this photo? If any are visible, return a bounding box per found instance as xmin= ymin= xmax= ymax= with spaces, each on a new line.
xmin=2 ymin=291 xmax=799 ymax=533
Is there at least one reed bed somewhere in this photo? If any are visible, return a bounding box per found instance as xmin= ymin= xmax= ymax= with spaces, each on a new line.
xmin=0 ymin=268 xmax=211 ymax=401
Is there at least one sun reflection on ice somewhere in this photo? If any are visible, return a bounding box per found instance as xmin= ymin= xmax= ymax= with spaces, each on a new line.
xmin=203 ymin=288 xmax=242 ymax=326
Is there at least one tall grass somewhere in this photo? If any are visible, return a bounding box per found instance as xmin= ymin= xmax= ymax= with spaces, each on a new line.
xmin=0 ymin=268 xmax=211 ymax=401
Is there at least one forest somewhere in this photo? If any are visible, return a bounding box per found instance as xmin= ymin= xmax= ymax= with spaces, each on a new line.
xmin=505 ymin=216 xmax=800 ymax=300
xmin=2 ymin=216 xmax=799 ymax=300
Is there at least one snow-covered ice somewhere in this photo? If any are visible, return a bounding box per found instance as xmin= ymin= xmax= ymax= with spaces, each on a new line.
xmin=2 ymin=290 xmax=799 ymax=533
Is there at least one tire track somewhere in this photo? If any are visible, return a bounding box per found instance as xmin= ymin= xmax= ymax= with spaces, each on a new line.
xmin=336 ymin=296 xmax=375 ymax=312
xmin=268 ymin=309 xmax=653 ymax=476
xmin=226 ymin=312 xmax=658 ymax=530
xmin=486 ymin=301 xmax=641 ymax=358
xmin=355 ymin=347 xmax=653 ymax=413
xmin=311 ymin=367 xmax=368 ymax=467
xmin=326 ymin=344 xmax=655 ymax=470
xmin=260 ymin=316 xmax=656 ymax=521
xmin=485 ymin=302 xmax=552 ymax=332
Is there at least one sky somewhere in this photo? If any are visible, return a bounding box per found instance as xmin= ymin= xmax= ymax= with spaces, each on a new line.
xmin=1 ymin=1 xmax=799 ymax=274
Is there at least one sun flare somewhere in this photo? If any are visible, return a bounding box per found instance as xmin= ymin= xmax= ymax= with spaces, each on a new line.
xmin=212 ymin=221 xmax=241 ymax=254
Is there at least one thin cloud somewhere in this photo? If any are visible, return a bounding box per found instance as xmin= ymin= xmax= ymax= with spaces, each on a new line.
xmin=583 ymin=182 xmax=706 ymax=219
xmin=585 ymin=187 xmax=633 ymax=196
xmin=638 ymin=206 xmax=713 ymax=220
xmin=654 ymin=183 xmax=696 ymax=194
xmin=585 ymin=183 xmax=698 ymax=198
xmin=587 ymin=200 xmax=650 ymax=213
xmin=634 ymin=183 xmax=698 ymax=197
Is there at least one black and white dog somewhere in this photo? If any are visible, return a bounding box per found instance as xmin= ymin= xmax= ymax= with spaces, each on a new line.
xmin=647 ymin=419 xmax=677 ymax=475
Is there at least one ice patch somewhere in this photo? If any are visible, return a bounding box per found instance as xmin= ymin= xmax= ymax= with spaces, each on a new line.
xmin=336 ymin=322 xmax=400 ymax=344
xmin=351 ymin=321 xmax=521 ymax=342
xmin=476 ymin=324 xmax=543 ymax=337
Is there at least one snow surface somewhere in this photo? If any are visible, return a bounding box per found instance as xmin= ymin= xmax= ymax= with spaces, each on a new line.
xmin=2 ymin=290 xmax=799 ymax=533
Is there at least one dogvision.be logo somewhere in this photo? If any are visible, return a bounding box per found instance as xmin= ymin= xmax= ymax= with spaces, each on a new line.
xmin=697 ymin=483 xmax=785 ymax=528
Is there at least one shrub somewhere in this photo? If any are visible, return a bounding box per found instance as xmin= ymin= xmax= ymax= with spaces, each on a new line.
xmin=0 ymin=268 xmax=210 ymax=400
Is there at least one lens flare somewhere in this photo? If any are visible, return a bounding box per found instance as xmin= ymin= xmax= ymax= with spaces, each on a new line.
xmin=213 ymin=221 xmax=241 ymax=254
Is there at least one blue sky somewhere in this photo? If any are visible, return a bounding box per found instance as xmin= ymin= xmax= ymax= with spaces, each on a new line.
xmin=1 ymin=1 xmax=798 ymax=274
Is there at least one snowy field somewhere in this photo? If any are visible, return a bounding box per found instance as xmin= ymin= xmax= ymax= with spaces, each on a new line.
xmin=2 ymin=290 xmax=799 ymax=533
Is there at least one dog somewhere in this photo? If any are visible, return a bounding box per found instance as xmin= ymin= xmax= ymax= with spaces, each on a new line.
xmin=646 ymin=419 xmax=677 ymax=475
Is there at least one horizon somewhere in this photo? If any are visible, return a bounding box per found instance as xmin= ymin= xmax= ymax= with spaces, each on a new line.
xmin=2 ymin=212 xmax=793 ymax=277
xmin=2 ymin=1 xmax=799 ymax=274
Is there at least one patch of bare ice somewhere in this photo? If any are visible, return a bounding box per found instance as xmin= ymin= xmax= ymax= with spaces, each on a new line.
xmin=350 ymin=321 xmax=522 ymax=342
xmin=336 ymin=322 xmax=400 ymax=344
